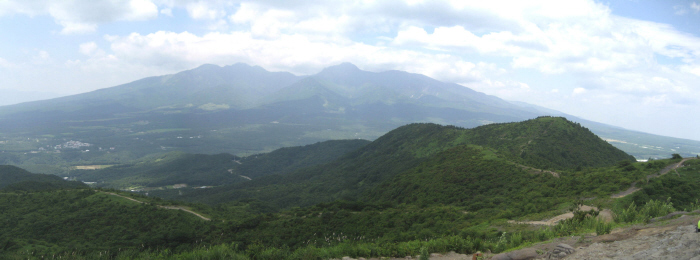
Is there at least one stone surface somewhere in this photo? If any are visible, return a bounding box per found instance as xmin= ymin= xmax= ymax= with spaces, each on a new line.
xmin=490 ymin=253 xmax=511 ymax=260
xmin=491 ymin=248 xmax=538 ymax=260
xmin=568 ymin=225 xmax=700 ymax=260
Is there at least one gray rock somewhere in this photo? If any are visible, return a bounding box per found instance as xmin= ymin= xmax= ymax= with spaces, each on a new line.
xmin=557 ymin=243 xmax=574 ymax=250
xmin=554 ymin=243 xmax=575 ymax=255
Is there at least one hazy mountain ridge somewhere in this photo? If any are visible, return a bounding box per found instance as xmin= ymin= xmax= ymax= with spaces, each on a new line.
xmin=0 ymin=62 xmax=697 ymax=176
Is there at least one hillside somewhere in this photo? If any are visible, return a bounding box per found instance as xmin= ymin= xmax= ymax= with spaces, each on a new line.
xmin=69 ymin=139 xmax=370 ymax=189
xmin=0 ymin=189 xmax=216 ymax=259
xmin=0 ymin=165 xmax=86 ymax=191
xmin=0 ymin=119 xmax=691 ymax=260
xmin=153 ymin=117 xmax=637 ymax=210
xmin=464 ymin=116 xmax=637 ymax=170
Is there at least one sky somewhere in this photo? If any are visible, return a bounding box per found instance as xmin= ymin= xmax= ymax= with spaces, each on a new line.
xmin=1 ymin=0 xmax=700 ymax=141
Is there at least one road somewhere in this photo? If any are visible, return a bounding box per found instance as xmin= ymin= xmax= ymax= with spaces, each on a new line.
xmin=611 ymin=157 xmax=696 ymax=199
xmin=102 ymin=191 xmax=211 ymax=221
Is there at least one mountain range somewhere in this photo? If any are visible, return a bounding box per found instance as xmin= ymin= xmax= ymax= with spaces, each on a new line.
xmin=0 ymin=63 xmax=697 ymax=175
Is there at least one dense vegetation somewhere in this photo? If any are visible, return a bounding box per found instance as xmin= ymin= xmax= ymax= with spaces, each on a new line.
xmin=465 ymin=117 xmax=637 ymax=170
xmin=0 ymin=189 xmax=215 ymax=258
xmin=627 ymin=158 xmax=700 ymax=211
xmin=365 ymin=144 xmax=645 ymax=216
xmin=0 ymin=117 xmax=695 ymax=259
xmin=0 ymin=165 xmax=86 ymax=191
xmin=68 ymin=139 xmax=369 ymax=189
xmin=151 ymin=117 xmax=637 ymax=210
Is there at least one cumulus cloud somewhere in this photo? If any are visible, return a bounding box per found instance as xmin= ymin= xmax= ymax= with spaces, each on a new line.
xmin=159 ymin=8 xmax=172 ymax=16
xmin=186 ymin=1 xmax=226 ymax=20
xmin=103 ymin=29 xmax=507 ymax=83
xmin=0 ymin=0 xmax=158 ymax=34
xmin=79 ymin=42 xmax=100 ymax=56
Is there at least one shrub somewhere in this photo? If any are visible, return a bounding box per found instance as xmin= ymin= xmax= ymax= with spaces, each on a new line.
xmin=419 ymin=246 xmax=430 ymax=260
xmin=595 ymin=221 xmax=612 ymax=235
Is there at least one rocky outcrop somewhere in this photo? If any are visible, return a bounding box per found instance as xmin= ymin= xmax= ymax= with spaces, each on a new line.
xmin=544 ymin=244 xmax=575 ymax=259
xmin=567 ymin=224 xmax=700 ymax=260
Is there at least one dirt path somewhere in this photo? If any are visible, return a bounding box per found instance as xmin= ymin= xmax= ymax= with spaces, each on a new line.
xmin=611 ymin=157 xmax=696 ymax=199
xmin=516 ymin=164 xmax=560 ymax=178
xmin=610 ymin=182 xmax=641 ymax=199
xmin=647 ymin=157 xmax=693 ymax=180
xmin=103 ymin=191 xmax=211 ymax=221
xmin=508 ymin=205 xmax=612 ymax=226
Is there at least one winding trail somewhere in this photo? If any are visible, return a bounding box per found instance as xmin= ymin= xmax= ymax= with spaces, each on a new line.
xmin=509 ymin=159 xmax=698 ymax=226
xmin=516 ymin=164 xmax=560 ymax=178
xmin=508 ymin=205 xmax=613 ymax=226
xmin=611 ymin=157 xmax=696 ymax=199
xmin=102 ymin=191 xmax=211 ymax=221
xmin=646 ymin=157 xmax=693 ymax=180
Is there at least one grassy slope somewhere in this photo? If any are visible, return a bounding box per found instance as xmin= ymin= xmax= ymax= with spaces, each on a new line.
xmin=158 ymin=117 xmax=637 ymax=210
xmin=0 ymin=118 xmax=687 ymax=259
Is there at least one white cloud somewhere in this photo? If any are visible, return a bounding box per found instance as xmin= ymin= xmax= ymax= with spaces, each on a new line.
xmin=0 ymin=0 xmax=158 ymax=34
xmin=186 ymin=1 xmax=226 ymax=20
xmin=692 ymin=2 xmax=700 ymax=13
xmin=160 ymin=8 xmax=172 ymax=16
xmin=78 ymin=42 xmax=108 ymax=57
xmin=31 ymin=50 xmax=51 ymax=65
xmin=572 ymin=87 xmax=587 ymax=95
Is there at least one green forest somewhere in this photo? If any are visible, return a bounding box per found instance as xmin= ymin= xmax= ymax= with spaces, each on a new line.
xmin=0 ymin=117 xmax=697 ymax=259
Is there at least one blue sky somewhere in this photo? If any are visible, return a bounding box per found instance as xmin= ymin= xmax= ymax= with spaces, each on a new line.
xmin=1 ymin=0 xmax=700 ymax=141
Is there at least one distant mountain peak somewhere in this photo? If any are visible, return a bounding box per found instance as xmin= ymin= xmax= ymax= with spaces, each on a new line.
xmin=318 ymin=62 xmax=361 ymax=75
xmin=192 ymin=63 xmax=221 ymax=71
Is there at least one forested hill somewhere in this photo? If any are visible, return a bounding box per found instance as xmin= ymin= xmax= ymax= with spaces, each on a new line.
xmin=69 ymin=139 xmax=371 ymax=189
xmin=465 ymin=116 xmax=637 ymax=170
xmin=0 ymin=165 xmax=87 ymax=191
xmin=159 ymin=117 xmax=636 ymax=209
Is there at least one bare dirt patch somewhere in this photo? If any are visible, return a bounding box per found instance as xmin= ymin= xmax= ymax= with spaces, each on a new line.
xmin=73 ymin=165 xmax=112 ymax=170
xmin=567 ymin=214 xmax=700 ymax=260
xmin=517 ymin=164 xmax=560 ymax=178
xmin=508 ymin=205 xmax=611 ymax=226
xmin=102 ymin=191 xmax=211 ymax=221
